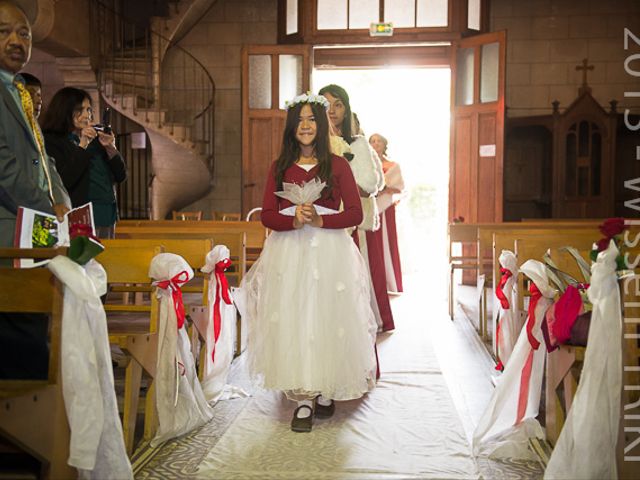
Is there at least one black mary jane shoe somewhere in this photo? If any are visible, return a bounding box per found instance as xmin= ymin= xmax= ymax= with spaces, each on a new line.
xmin=314 ymin=397 xmax=335 ymax=419
xmin=291 ymin=405 xmax=314 ymax=433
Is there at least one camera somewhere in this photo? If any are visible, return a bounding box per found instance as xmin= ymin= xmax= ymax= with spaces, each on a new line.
xmin=93 ymin=107 xmax=112 ymax=134
xmin=93 ymin=124 xmax=112 ymax=134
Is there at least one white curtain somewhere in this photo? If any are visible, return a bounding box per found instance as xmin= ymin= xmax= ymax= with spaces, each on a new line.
xmin=48 ymin=256 xmax=133 ymax=479
xmin=545 ymin=240 xmax=622 ymax=479
xmin=149 ymin=253 xmax=213 ymax=446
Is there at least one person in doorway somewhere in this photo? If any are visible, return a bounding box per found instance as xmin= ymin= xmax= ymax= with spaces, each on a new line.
xmin=240 ymin=92 xmax=377 ymax=433
xmin=369 ymin=133 xmax=405 ymax=293
xmin=18 ymin=72 xmax=42 ymax=118
xmin=41 ymin=87 xmax=126 ymax=238
xmin=319 ymin=84 xmax=395 ymax=332
xmin=0 ymin=0 xmax=70 ymax=379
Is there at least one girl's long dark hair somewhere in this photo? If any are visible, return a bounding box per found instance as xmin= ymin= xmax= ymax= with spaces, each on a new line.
xmin=41 ymin=87 xmax=92 ymax=135
xmin=274 ymin=101 xmax=333 ymax=193
xmin=318 ymin=84 xmax=353 ymax=144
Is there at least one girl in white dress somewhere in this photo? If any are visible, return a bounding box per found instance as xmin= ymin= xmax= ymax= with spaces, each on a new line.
xmin=241 ymin=93 xmax=378 ymax=432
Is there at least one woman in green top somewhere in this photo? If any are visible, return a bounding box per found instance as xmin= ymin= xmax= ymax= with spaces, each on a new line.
xmin=42 ymin=87 xmax=126 ymax=238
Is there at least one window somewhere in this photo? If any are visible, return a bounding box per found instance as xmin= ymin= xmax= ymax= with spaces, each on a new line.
xmin=317 ymin=0 xmax=448 ymax=30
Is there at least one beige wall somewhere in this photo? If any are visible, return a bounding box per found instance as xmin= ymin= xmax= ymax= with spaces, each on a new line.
xmin=21 ymin=47 xmax=65 ymax=115
xmin=177 ymin=0 xmax=278 ymax=216
xmin=177 ymin=0 xmax=640 ymax=212
xmin=492 ymin=0 xmax=640 ymax=118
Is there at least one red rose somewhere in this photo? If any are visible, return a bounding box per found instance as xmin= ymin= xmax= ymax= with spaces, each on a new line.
xmin=596 ymin=237 xmax=611 ymax=252
xmin=599 ymin=217 xmax=627 ymax=238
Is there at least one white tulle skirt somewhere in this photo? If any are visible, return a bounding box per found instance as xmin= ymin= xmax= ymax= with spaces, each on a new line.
xmin=242 ymin=215 xmax=378 ymax=401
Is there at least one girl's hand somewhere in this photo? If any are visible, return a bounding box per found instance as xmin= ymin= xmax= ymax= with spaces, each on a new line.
xmin=303 ymin=203 xmax=323 ymax=228
xmin=294 ymin=205 xmax=309 ymax=229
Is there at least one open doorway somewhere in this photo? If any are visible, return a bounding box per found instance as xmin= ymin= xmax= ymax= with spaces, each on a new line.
xmin=313 ymin=67 xmax=451 ymax=298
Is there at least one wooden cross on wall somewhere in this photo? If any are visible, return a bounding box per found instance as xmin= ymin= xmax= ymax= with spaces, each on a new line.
xmin=576 ymin=58 xmax=594 ymax=93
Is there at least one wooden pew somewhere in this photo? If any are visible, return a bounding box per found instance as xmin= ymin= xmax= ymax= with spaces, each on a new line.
xmin=448 ymin=223 xmax=485 ymax=332
xmin=0 ymin=248 xmax=74 ymax=479
xmin=104 ymin=238 xmax=215 ymax=378
xmin=109 ymin=232 xmax=246 ymax=357
xmin=98 ymin=241 xmax=162 ymax=455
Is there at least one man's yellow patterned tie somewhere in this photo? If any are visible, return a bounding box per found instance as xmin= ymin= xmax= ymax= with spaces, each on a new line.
xmin=14 ymin=79 xmax=54 ymax=203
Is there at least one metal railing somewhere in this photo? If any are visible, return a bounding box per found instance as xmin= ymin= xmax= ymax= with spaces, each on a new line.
xmin=90 ymin=0 xmax=215 ymax=172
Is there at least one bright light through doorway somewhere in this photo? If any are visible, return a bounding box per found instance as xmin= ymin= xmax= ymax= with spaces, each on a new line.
xmin=313 ymin=67 xmax=451 ymax=297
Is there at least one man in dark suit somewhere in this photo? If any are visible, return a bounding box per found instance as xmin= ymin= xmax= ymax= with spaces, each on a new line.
xmin=0 ymin=0 xmax=71 ymax=379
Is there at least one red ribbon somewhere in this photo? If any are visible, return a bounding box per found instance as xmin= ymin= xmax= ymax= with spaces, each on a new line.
xmin=212 ymin=258 xmax=232 ymax=363
xmin=69 ymin=223 xmax=101 ymax=243
xmin=495 ymin=267 xmax=512 ymax=310
xmin=154 ymin=270 xmax=190 ymax=329
xmin=526 ymin=283 xmax=542 ymax=350
xmin=514 ymin=281 xmax=544 ymax=425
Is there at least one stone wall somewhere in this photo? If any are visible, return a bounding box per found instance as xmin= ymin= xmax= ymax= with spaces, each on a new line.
xmin=492 ymin=0 xmax=640 ymax=118
xmin=21 ymin=47 xmax=65 ymax=116
xmin=176 ymin=0 xmax=278 ymax=216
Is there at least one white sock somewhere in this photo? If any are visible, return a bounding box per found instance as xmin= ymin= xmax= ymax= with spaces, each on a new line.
xmin=296 ymin=400 xmax=313 ymax=418
xmin=316 ymin=395 xmax=332 ymax=406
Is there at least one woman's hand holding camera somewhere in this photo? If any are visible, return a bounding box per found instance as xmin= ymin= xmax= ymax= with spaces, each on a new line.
xmin=78 ymin=126 xmax=97 ymax=149
xmin=97 ymin=130 xmax=119 ymax=158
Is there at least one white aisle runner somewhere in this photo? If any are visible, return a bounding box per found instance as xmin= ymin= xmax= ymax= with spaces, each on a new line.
xmin=196 ymin=297 xmax=479 ymax=479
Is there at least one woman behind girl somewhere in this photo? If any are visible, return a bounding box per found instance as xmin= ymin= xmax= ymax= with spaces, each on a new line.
xmin=41 ymin=87 xmax=126 ymax=239
xmin=241 ymin=93 xmax=377 ymax=433
xmin=370 ymin=133 xmax=405 ymax=293
xmin=318 ymin=84 xmax=395 ymax=332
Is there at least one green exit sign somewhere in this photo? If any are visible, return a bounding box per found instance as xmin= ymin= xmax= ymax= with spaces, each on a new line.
xmin=369 ymin=22 xmax=394 ymax=37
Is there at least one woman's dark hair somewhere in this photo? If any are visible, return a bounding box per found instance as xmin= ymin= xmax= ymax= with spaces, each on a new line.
xmin=41 ymin=87 xmax=92 ymax=135
xmin=318 ymin=84 xmax=353 ymax=144
xmin=275 ymin=101 xmax=333 ymax=193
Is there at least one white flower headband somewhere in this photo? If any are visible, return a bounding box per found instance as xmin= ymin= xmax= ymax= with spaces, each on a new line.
xmin=284 ymin=92 xmax=330 ymax=111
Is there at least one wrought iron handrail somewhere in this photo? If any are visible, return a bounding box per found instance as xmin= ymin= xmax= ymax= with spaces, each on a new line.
xmin=89 ymin=0 xmax=215 ymax=172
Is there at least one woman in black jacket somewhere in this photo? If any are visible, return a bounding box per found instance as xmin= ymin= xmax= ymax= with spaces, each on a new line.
xmin=42 ymin=87 xmax=126 ymax=238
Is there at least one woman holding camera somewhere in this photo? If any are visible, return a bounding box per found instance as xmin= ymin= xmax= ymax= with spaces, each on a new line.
xmin=42 ymin=87 xmax=126 ymax=238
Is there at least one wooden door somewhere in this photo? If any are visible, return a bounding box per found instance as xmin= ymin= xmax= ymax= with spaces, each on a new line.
xmin=241 ymin=45 xmax=312 ymax=217
xmin=449 ymin=30 xmax=506 ymax=224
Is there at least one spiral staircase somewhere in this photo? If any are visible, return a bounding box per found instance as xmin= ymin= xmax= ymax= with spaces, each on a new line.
xmin=91 ymin=0 xmax=217 ymax=219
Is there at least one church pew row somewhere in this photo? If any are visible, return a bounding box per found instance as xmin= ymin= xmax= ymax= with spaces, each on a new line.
xmin=449 ymin=221 xmax=604 ymax=335
xmin=0 ymin=248 xmax=74 ymax=479
xmin=98 ymin=241 xmax=163 ymax=455
xmin=102 ymin=238 xmax=218 ymax=379
xmin=495 ymin=235 xmax=640 ymax=473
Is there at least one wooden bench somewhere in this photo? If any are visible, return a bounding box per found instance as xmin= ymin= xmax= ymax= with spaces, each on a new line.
xmin=98 ymin=241 xmax=162 ymax=455
xmin=0 ymin=248 xmax=74 ymax=479
xmin=108 ymin=233 xmax=246 ymax=356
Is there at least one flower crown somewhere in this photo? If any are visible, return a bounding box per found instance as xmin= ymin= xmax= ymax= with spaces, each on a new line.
xmin=284 ymin=92 xmax=330 ymax=111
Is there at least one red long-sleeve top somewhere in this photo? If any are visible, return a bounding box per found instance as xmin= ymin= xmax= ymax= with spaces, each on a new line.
xmin=261 ymin=155 xmax=363 ymax=231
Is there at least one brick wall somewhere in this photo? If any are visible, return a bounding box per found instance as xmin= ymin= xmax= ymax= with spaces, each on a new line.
xmin=492 ymin=0 xmax=640 ymax=118
xmin=176 ymin=0 xmax=278 ymax=216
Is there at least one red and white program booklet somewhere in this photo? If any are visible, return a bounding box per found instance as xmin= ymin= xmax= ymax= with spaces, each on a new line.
xmin=13 ymin=202 xmax=96 ymax=268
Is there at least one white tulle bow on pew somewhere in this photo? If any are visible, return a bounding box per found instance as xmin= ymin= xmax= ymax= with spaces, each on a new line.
xmin=47 ymin=256 xmax=133 ymax=480
xmin=494 ymin=250 xmax=522 ymax=371
xmin=200 ymin=245 xmax=249 ymax=403
xmin=545 ymin=241 xmax=622 ymax=479
xmin=473 ymin=259 xmax=555 ymax=459
xmin=149 ymin=253 xmax=212 ymax=446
